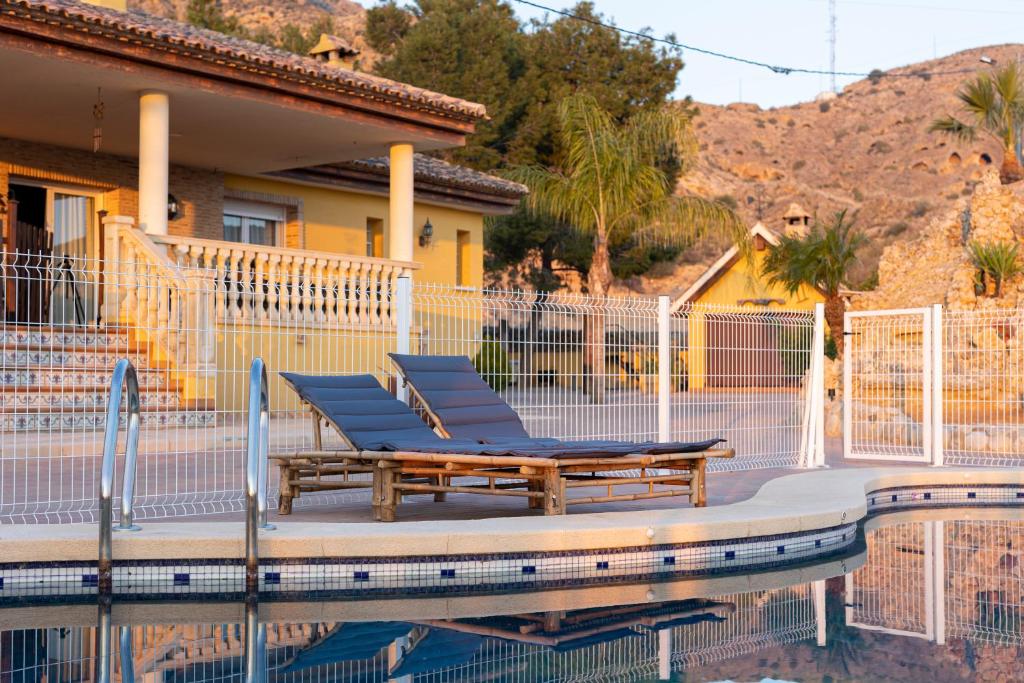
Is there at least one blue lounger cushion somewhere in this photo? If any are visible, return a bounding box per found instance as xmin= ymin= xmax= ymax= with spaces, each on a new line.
xmin=279 ymin=372 xmax=645 ymax=458
xmin=387 ymin=353 xmax=725 ymax=455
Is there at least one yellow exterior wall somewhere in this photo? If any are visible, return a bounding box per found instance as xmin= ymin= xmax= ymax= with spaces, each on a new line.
xmin=693 ymin=248 xmax=823 ymax=310
xmin=685 ymin=247 xmax=825 ymax=390
xmin=224 ymin=175 xmax=484 ymax=288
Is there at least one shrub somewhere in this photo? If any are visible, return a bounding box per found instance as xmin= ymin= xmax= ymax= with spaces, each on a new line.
xmin=824 ymin=336 xmax=838 ymax=361
xmin=793 ymin=159 xmax=806 ymax=171
xmin=884 ymin=222 xmax=909 ymax=238
xmin=868 ymin=140 xmax=892 ymax=155
xmin=909 ymin=201 xmax=930 ymax=218
xmin=819 ymin=101 xmax=831 ymax=113
xmin=473 ymin=339 xmax=511 ymax=391
xmin=867 ymin=69 xmax=884 ymax=85
xmin=852 ymin=188 xmax=864 ymax=202
xmin=969 ymin=241 xmax=1022 ymax=297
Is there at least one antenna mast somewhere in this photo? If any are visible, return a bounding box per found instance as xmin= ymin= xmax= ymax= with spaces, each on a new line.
xmin=829 ymin=0 xmax=837 ymax=92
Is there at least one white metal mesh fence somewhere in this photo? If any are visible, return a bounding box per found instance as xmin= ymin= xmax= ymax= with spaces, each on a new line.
xmin=845 ymin=306 xmax=1024 ymax=466
xmin=1 ymin=248 xmax=816 ymax=524
xmin=942 ymin=309 xmax=1024 ymax=466
xmin=843 ymin=309 xmax=932 ymax=462
xmin=0 ymin=589 xmax=816 ymax=683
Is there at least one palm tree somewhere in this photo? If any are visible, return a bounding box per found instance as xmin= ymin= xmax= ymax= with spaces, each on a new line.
xmin=509 ymin=93 xmax=740 ymax=400
xmin=762 ymin=210 xmax=865 ymax=356
xmin=930 ymin=62 xmax=1024 ymax=184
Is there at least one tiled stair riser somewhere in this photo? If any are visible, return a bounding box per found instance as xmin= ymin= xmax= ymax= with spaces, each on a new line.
xmin=1 ymin=369 xmax=168 ymax=388
xmin=0 ymin=411 xmax=217 ymax=431
xmin=0 ymin=328 xmax=130 ymax=348
xmin=1 ymin=350 xmax=150 ymax=368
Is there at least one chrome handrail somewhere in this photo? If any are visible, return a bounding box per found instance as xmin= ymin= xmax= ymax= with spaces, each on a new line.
xmin=98 ymin=358 xmax=142 ymax=590
xmin=245 ymin=357 xmax=274 ymax=594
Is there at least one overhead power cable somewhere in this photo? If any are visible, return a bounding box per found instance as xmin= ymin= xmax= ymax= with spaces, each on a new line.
xmin=511 ymin=0 xmax=981 ymax=79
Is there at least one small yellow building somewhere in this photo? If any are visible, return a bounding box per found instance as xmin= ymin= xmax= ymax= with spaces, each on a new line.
xmin=673 ymin=218 xmax=825 ymax=390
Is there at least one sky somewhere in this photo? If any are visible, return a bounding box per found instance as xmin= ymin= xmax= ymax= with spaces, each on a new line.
xmin=507 ymin=0 xmax=1024 ymax=107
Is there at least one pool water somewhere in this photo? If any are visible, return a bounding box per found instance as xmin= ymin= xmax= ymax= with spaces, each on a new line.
xmin=1 ymin=512 xmax=1021 ymax=682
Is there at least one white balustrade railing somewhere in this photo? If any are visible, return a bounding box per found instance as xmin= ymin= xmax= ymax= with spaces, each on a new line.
xmin=104 ymin=219 xmax=216 ymax=376
xmin=151 ymin=235 xmax=418 ymax=327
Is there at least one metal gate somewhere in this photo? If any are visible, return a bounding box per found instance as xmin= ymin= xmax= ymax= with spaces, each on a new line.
xmin=843 ymin=307 xmax=938 ymax=462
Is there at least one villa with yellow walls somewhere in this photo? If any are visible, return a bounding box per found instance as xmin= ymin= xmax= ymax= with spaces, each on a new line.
xmin=0 ymin=0 xmax=526 ymax=427
xmin=673 ymin=210 xmax=825 ymax=390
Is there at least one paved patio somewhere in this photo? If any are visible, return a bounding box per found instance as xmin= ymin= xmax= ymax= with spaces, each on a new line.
xmin=185 ymin=437 xmax=913 ymax=525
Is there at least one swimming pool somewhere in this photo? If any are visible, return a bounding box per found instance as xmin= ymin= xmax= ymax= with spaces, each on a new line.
xmin=1 ymin=508 xmax=1020 ymax=682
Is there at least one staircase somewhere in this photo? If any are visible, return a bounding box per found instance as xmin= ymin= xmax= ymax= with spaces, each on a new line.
xmin=0 ymin=325 xmax=216 ymax=431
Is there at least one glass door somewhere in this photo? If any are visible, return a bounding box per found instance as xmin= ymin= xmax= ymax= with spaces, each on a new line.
xmin=49 ymin=190 xmax=97 ymax=326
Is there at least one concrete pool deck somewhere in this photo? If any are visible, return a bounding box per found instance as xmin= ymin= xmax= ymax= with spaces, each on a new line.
xmin=2 ymin=463 xmax=1022 ymax=565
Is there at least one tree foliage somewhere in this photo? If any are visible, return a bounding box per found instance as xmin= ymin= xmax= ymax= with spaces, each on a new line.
xmin=762 ymin=210 xmax=866 ymax=355
xmin=365 ymin=1 xmax=413 ymax=56
xmin=930 ymin=62 xmax=1024 ymax=184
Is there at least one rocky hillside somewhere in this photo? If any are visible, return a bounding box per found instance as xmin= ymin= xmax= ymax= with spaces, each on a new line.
xmin=126 ymin=0 xmax=377 ymax=65
xmin=659 ymin=44 xmax=1024 ymax=293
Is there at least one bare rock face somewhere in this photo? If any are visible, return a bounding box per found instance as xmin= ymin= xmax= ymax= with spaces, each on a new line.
xmin=654 ymin=44 xmax=1024 ymax=295
xmin=851 ymin=169 xmax=1024 ymax=312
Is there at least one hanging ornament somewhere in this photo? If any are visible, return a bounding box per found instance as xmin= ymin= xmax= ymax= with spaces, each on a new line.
xmin=92 ymin=87 xmax=105 ymax=153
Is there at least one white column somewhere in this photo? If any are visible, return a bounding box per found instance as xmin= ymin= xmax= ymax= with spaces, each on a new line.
xmin=388 ymin=143 xmax=415 ymax=262
xmin=138 ymin=91 xmax=169 ymax=236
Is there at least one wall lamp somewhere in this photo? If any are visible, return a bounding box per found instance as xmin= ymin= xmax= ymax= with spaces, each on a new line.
xmin=419 ymin=218 xmax=433 ymax=247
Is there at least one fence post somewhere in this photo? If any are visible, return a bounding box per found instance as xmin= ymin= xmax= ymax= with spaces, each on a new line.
xmin=931 ymin=303 xmax=944 ymax=467
xmin=812 ymin=302 xmax=827 ymax=467
xmin=657 ymin=295 xmax=672 ymax=443
xmin=395 ymin=274 xmax=412 ymax=403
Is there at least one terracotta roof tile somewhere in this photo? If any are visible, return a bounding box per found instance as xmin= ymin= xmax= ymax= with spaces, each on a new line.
xmin=340 ymin=154 xmax=528 ymax=199
xmin=4 ymin=0 xmax=487 ymax=121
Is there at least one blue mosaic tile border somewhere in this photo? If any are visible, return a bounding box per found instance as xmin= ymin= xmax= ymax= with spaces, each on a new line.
xmin=1 ymin=481 xmax=1019 ymax=604
xmin=865 ymin=483 xmax=1024 ymax=513
xmin=0 ymin=523 xmax=857 ymax=604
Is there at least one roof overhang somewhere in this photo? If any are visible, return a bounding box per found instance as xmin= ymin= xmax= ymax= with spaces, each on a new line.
xmin=270 ymin=165 xmax=524 ymax=216
xmin=672 ymin=223 xmax=782 ymax=309
xmin=0 ymin=1 xmax=484 ymax=173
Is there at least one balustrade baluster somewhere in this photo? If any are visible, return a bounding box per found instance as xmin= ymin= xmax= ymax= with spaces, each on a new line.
xmin=313 ymin=258 xmax=327 ymax=323
xmin=358 ymin=263 xmax=372 ymax=324
xmin=301 ymin=257 xmax=314 ymax=323
xmin=345 ymin=261 xmax=358 ymax=323
xmin=368 ymin=264 xmax=382 ymax=325
xmin=266 ymin=254 xmax=281 ymax=321
xmin=255 ymin=253 xmax=269 ymax=322
xmin=290 ymin=256 xmax=302 ymax=323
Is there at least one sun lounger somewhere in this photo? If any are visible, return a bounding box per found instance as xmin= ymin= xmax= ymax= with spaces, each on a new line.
xmin=388 ymin=353 xmax=728 ymax=455
xmin=273 ymin=372 xmax=733 ymax=521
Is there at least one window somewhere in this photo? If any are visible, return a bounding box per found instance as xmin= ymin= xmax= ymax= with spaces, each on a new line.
xmin=366 ymin=217 xmax=384 ymax=258
xmin=223 ymin=199 xmax=284 ymax=246
xmin=456 ymin=229 xmax=471 ymax=286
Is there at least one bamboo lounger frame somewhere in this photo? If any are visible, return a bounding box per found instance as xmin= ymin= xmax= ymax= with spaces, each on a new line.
xmin=271 ymin=403 xmax=734 ymax=521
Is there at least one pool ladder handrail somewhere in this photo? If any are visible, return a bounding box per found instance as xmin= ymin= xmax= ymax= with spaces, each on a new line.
xmin=246 ymin=357 xmax=275 ymax=593
xmin=98 ymin=358 xmax=142 ymax=589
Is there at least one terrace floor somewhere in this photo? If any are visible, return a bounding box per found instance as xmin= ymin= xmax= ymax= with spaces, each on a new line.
xmin=185 ymin=437 xmax=913 ymax=525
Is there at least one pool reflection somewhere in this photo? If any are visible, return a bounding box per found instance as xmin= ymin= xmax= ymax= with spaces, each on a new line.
xmin=1 ymin=513 xmax=1022 ymax=682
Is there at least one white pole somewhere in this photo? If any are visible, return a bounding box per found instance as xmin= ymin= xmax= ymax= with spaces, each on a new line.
xmin=922 ymin=308 xmax=933 ymax=464
xmin=138 ymin=91 xmax=169 ymax=236
xmin=388 ymin=143 xmax=415 ymax=263
xmin=842 ymin=309 xmax=852 ymax=462
xmin=657 ymin=295 xmax=671 ymax=443
xmin=813 ymin=302 xmax=827 ymax=467
xmin=395 ymin=275 xmax=412 ymax=404
xmin=657 ymin=628 xmax=672 ymax=680
xmin=933 ymin=520 xmax=946 ymax=644
xmin=924 ymin=520 xmax=935 ymax=642
xmin=931 ymin=303 xmax=944 ymax=466
xmin=813 ymin=579 xmax=827 ymax=647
